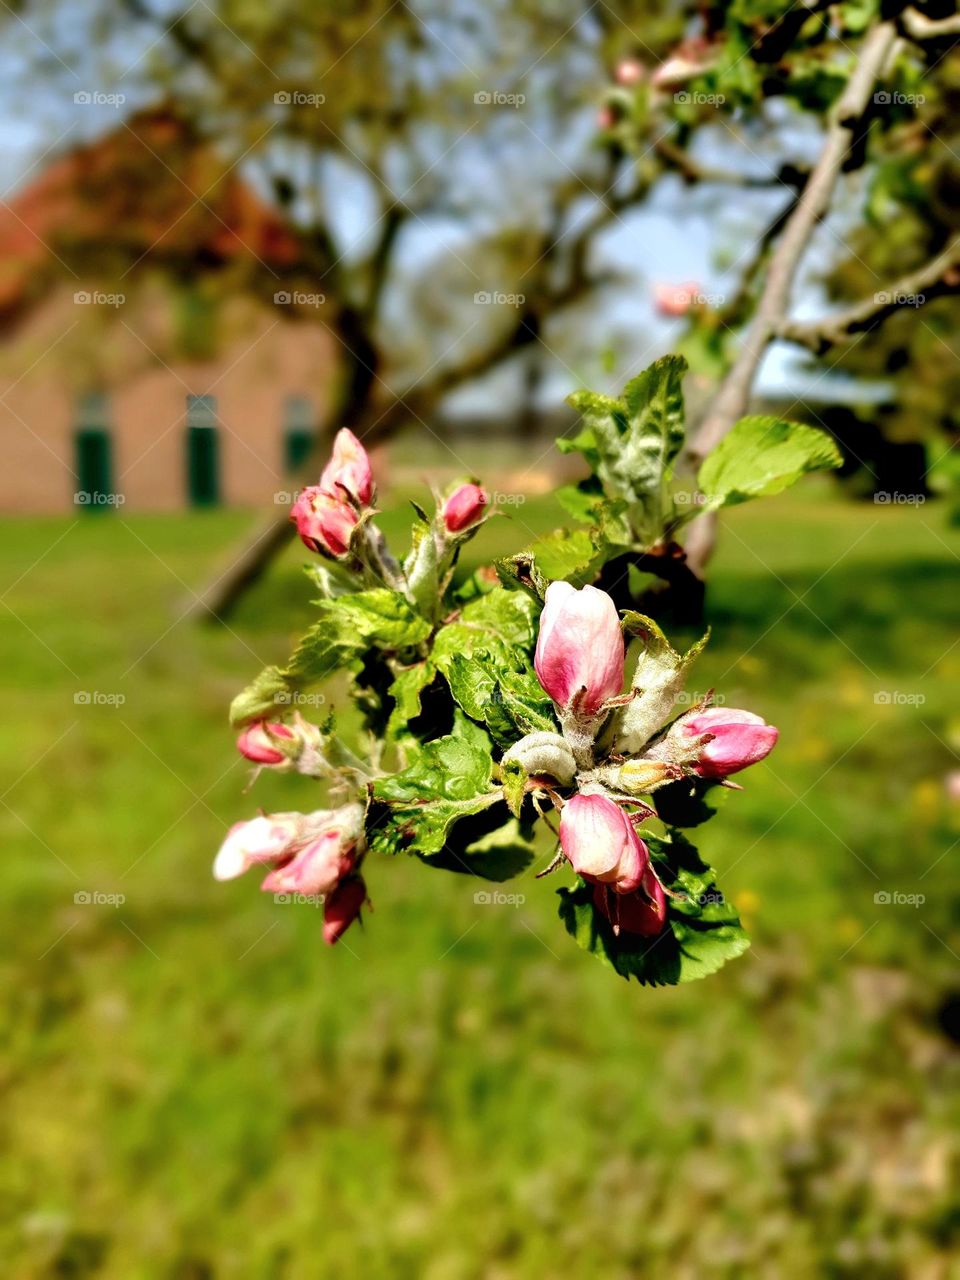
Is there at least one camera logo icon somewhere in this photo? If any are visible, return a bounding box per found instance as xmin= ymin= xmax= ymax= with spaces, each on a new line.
xmin=274 ymin=91 xmax=292 ymax=105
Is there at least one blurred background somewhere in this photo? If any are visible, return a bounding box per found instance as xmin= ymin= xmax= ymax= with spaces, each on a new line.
xmin=1 ymin=2 xmax=958 ymax=1277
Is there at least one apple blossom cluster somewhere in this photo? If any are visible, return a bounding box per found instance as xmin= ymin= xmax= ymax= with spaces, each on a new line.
xmin=215 ymin=429 xmax=491 ymax=946
xmin=216 ymin=424 xmax=780 ymax=968
xmin=514 ymin=581 xmax=777 ymax=939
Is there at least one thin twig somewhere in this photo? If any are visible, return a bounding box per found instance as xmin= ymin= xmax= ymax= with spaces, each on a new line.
xmin=779 ymin=236 xmax=960 ymax=352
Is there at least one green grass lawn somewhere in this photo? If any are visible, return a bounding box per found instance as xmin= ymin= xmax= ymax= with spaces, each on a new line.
xmin=1 ymin=485 xmax=959 ymax=1279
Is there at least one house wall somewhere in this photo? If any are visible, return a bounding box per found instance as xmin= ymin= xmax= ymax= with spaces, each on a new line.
xmin=0 ymin=290 xmax=340 ymax=512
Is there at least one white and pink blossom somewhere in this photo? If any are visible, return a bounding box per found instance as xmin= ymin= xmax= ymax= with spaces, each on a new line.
xmin=674 ymin=706 xmax=778 ymax=777
xmin=559 ymin=792 xmax=648 ymax=894
xmin=319 ymin=428 xmax=373 ymax=505
xmin=534 ymin=582 xmax=624 ymax=718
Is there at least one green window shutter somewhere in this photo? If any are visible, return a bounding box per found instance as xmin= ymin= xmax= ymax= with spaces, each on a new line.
xmin=185 ymin=394 xmax=220 ymax=507
xmin=283 ymin=395 xmax=315 ymax=472
xmin=73 ymin=392 xmax=116 ymax=512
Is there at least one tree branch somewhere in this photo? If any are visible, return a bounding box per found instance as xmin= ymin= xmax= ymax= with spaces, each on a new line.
xmin=685 ymin=18 xmax=898 ymax=470
xmin=900 ymin=8 xmax=960 ymax=40
xmin=778 ymin=235 xmax=960 ymax=352
xmin=654 ymin=138 xmax=808 ymax=190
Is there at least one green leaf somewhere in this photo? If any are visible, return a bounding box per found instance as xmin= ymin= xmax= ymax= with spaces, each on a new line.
xmin=403 ymin=520 xmax=440 ymax=616
xmin=698 ymin=415 xmax=842 ymax=510
xmin=420 ymin=813 xmax=538 ymax=881
xmin=230 ymin=611 xmax=365 ymax=727
xmin=518 ymin=528 xmax=604 ymax=585
xmin=432 ymin=587 xmax=554 ymax=747
xmin=621 ymin=355 xmax=687 ymax=484
xmin=566 ymin=357 xmax=688 ymax=546
xmin=370 ymin=715 xmax=501 ymax=857
xmin=557 ymin=836 xmax=749 ymax=985
xmin=652 ymin=777 xmax=726 ymax=828
xmin=432 ymin=587 xmax=539 ymax=669
xmin=230 ymin=589 xmax=430 ymax=728
xmin=385 ymin=662 xmax=435 ymax=740
xmin=555 ymin=481 xmax=604 ymax=524
xmin=331 ymin=589 xmax=432 ymax=651
xmin=229 ymin=665 xmax=292 ymax=727
xmin=446 ymin=652 xmax=556 ymax=749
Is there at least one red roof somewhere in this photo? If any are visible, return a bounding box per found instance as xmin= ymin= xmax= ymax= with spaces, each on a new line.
xmin=0 ymin=106 xmax=305 ymax=322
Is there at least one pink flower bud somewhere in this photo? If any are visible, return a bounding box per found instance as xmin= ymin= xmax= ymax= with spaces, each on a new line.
xmin=213 ymin=804 xmax=363 ymax=884
xmin=594 ymin=865 xmax=667 ymax=936
xmin=237 ymin=721 xmax=294 ymax=765
xmin=442 ymin=483 xmax=488 ymax=533
xmin=534 ymin=582 xmax=624 ymax=717
xmin=559 ymin=793 xmax=648 ymax=894
xmin=260 ymin=827 xmax=355 ymax=897
xmin=291 ymin=485 xmax=358 ymax=557
xmin=213 ymin=813 xmax=303 ymax=881
xmin=323 ymin=875 xmax=367 ymax=945
xmin=677 ymin=707 xmax=778 ymax=778
xmin=652 ymin=281 xmax=701 ymax=317
xmin=319 ymin=428 xmax=373 ymax=505
xmin=615 ymin=58 xmax=644 ymax=86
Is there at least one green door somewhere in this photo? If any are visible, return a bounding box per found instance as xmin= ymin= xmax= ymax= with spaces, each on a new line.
xmin=185 ymin=395 xmax=220 ymax=507
xmin=283 ymin=395 xmax=315 ymax=472
xmin=74 ymin=392 xmax=115 ymax=511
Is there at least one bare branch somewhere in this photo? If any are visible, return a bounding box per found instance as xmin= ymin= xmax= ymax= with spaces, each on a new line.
xmin=654 ymin=138 xmax=808 ymax=190
xmin=686 ymin=19 xmax=899 ymax=470
xmin=901 ymin=8 xmax=960 ymax=40
xmin=779 ymin=236 xmax=960 ymax=352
